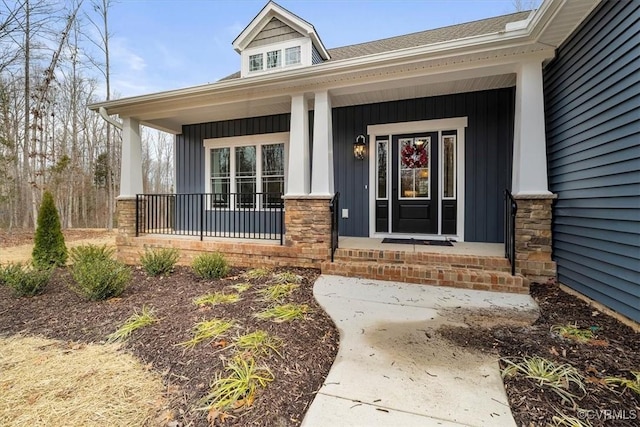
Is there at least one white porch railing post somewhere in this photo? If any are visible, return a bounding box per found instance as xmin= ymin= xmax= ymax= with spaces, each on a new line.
xmin=512 ymin=59 xmax=552 ymax=196
xmin=311 ymin=90 xmax=334 ymax=196
xmin=286 ymin=94 xmax=310 ymax=196
xmin=119 ymin=117 xmax=144 ymax=198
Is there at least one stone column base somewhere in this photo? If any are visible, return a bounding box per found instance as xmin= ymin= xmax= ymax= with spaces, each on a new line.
xmin=514 ymin=194 xmax=557 ymax=283
xmin=116 ymin=196 xmax=143 ymax=237
xmin=283 ymin=195 xmax=333 ymax=261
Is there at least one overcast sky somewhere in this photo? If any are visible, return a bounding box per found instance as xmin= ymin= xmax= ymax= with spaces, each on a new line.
xmin=105 ymin=0 xmax=540 ymax=99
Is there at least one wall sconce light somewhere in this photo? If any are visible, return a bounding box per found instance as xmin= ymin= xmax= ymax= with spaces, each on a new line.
xmin=354 ymin=135 xmax=366 ymax=160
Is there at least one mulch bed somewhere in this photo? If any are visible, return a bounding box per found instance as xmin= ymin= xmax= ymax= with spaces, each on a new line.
xmin=0 ymin=266 xmax=339 ymax=427
xmin=440 ymin=282 xmax=640 ymax=427
xmin=0 ymin=228 xmax=112 ymax=248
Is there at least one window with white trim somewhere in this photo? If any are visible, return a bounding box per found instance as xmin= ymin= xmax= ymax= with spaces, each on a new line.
xmin=285 ymin=46 xmax=301 ymax=65
xmin=266 ymin=50 xmax=281 ymax=69
xmin=249 ymin=54 xmax=263 ymax=72
xmin=206 ymin=140 xmax=285 ymax=210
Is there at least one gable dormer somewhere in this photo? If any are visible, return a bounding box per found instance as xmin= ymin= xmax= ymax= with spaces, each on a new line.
xmin=233 ymin=1 xmax=330 ymax=78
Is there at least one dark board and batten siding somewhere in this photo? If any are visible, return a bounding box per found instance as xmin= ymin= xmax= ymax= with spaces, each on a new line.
xmin=175 ymin=89 xmax=514 ymax=243
xmin=175 ymin=114 xmax=290 ymax=194
xmin=543 ymin=0 xmax=640 ymax=322
xmin=332 ymin=88 xmax=515 ymax=242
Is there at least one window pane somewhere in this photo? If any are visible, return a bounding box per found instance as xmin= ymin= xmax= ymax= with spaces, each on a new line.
xmin=236 ymin=146 xmax=256 ymax=177
xmin=262 ymin=177 xmax=284 ymax=208
xmin=376 ymin=140 xmax=387 ymax=199
xmin=249 ymin=54 xmax=263 ymax=72
xmin=210 ymin=179 xmax=230 ymax=207
xmin=285 ymin=46 xmax=301 ymax=65
xmin=443 ymin=136 xmax=456 ymax=198
xmin=211 ymin=148 xmax=229 ymax=178
xmin=266 ymin=50 xmax=281 ymax=69
xmin=399 ymin=138 xmax=429 ymax=199
xmin=237 ymin=178 xmax=256 ymax=208
xmin=262 ymin=144 xmax=284 ymax=176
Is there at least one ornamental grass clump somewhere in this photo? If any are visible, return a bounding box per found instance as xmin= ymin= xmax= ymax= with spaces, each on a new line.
xmin=70 ymin=257 xmax=131 ymax=301
xmin=605 ymin=371 xmax=640 ymax=396
xmin=193 ymin=292 xmax=241 ymax=307
xmin=107 ymin=306 xmax=158 ymax=343
xmin=199 ymin=355 xmax=274 ymax=416
xmin=1 ymin=262 xmax=51 ymax=297
xmin=32 ymin=190 xmax=67 ymax=268
xmin=255 ymin=303 xmax=309 ymax=323
xmin=270 ymin=271 xmax=302 ymax=284
xmin=501 ymin=356 xmax=585 ymax=406
xmin=551 ymin=324 xmax=594 ymax=343
xmin=229 ymin=282 xmax=252 ymax=293
xmin=244 ymin=268 xmax=271 ymax=280
xmin=192 ymin=252 xmax=230 ymax=279
xmin=257 ymin=283 xmax=299 ymax=302
xmin=140 ymin=247 xmax=180 ymax=276
xmin=234 ymin=330 xmax=283 ymax=357
xmin=178 ymin=318 xmax=234 ymax=348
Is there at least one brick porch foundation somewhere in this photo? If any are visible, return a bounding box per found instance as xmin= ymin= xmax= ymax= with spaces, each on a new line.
xmin=115 ymin=195 xmax=333 ymax=269
xmin=514 ymin=194 xmax=557 ymax=283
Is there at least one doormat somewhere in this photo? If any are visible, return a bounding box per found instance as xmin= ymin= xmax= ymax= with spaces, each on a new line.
xmin=381 ymin=238 xmax=453 ymax=246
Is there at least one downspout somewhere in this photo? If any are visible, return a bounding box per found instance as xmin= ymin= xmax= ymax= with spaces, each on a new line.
xmin=98 ymin=106 xmax=123 ymax=130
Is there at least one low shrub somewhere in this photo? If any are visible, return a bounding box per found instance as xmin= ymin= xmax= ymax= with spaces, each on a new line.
xmin=1 ymin=262 xmax=51 ymax=297
xmin=192 ymin=252 xmax=230 ymax=280
xmin=140 ymin=247 xmax=180 ymax=276
xmin=70 ymin=257 xmax=131 ymax=301
xmin=69 ymin=244 xmax=115 ymax=264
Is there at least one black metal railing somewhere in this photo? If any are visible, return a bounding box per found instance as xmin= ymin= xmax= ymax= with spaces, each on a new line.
xmin=136 ymin=193 xmax=284 ymax=244
xmin=504 ymin=189 xmax=517 ymax=275
xmin=330 ymin=192 xmax=340 ymax=262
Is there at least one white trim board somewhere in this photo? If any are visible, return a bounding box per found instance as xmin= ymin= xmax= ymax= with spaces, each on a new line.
xmin=368 ymin=118 xmax=467 ymax=241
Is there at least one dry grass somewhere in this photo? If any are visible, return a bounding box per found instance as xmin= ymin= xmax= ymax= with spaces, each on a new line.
xmin=0 ymin=335 xmax=164 ymax=427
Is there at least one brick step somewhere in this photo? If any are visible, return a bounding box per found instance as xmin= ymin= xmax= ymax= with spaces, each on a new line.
xmin=332 ymin=248 xmax=513 ymax=273
xmin=321 ymin=260 xmax=528 ymax=294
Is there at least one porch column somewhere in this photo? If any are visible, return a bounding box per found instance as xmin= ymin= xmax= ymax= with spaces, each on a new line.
xmin=311 ymin=90 xmax=334 ymax=196
xmin=116 ymin=117 xmax=144 ymax=237
xmin=286 ymin=94 xmax=310 ymax=196
xmin=512 ymin=59 xmax=551 ymax=196
xmin=119 ymin=117 xmax=144 ymax=198
xmin=512 ymin=59 xmax=556 ymax=283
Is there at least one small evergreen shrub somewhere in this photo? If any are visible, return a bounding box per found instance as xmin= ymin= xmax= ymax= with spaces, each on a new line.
xmin=32 ymin=191 xmax=67 ymax=267
xmin=191 ymin=252 xmax=230 ymax=280
xmin=69 ymin=244 xmax=115 ymax=264
xmin=70 ymin=257 xmax=131 ymax=301
xmin=140 ymin=247 xmax=180 ymax=276
xmin=1 ymin=262 xmax=51 ymax=297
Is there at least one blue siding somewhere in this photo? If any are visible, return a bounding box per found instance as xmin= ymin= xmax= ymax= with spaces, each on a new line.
xmin=544 ymin=0 xmax=640 ymax=322
xmin=332 ymin=89 xmax=515 ymax=242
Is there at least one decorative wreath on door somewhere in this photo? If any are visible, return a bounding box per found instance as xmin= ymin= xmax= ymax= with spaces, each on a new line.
xmin=401 ymin=143 xmax=428 ymax=169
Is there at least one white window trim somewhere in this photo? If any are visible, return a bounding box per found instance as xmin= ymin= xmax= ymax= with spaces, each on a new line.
xmin=203 ymin=132 xmax=289 ymax=210
xmin=367 ymin=118 xmax=467 ymax=241
xmin=241 ymin=38 xmax=311 ymax=77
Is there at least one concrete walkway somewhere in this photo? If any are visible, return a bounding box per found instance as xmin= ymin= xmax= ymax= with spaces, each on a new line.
xmin=302 ymin=276 xmax=538 ymax=427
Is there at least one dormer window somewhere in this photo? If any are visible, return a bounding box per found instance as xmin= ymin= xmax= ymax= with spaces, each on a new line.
xmin=285 ymin=46 xmax=301 ymax=65
xmin=234 ymin=2 xmax=330 ymax=78
xmin=249 ymin=54 xmax=264 ymax=72
xmin=266 ymin=50 xmax=281 ymax=69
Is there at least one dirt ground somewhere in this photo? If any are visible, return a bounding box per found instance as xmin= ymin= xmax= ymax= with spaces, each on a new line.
xmin=439 ymin=281 xmax=640 ymax=426
xmin=0 ymin=229 xmax=117 ymax=265
xmin=0 ymin=265 xmax=338 ymax=427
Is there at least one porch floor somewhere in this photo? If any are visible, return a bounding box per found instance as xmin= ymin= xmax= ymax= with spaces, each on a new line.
xmin=338 ymin=236 xmax=503 ymax=257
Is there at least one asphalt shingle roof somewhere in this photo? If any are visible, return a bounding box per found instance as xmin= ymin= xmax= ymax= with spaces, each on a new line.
xmin=219 ymin=11 xmax=532 ymax=81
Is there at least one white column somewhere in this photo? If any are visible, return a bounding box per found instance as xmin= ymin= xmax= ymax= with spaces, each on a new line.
xmin=512 ymin=60 xmax=552 ymax=196
xmin=311 ymin=90 xmax=334 ymax=195
xmin=286 ymin=94 xmax=310 ymax=196
xmin=118 ymin=117 xmax=144 ymax=198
